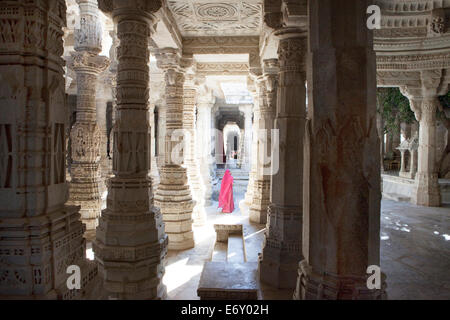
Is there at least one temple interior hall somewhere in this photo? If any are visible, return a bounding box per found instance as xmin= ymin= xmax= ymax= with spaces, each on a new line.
xmin=0 ymin=0 xmax=449 ymax=300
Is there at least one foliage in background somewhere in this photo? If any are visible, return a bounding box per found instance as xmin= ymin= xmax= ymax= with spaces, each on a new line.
xmin=438 ymin=91 xmax=450 ymax=120
xmin=377 ymin=87 xmax=416 ymax=136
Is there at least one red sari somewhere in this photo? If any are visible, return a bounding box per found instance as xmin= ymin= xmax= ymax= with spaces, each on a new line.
xmin=218 ymin=169 xmax=234 ymax=213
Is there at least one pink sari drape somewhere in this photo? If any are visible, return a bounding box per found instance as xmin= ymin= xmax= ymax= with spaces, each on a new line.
xmin=218 ymin=169 xmax=234 ymax=213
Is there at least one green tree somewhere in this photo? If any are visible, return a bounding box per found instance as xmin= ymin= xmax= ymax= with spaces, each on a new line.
xmin=377 ymin=87 xmax=416 ymax=135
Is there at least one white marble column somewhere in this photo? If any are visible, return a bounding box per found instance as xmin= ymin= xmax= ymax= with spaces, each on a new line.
xmin=183 ymin=72 xmax=206 ymax=226
xmin=295 ymin=0 xmax=386 ymax=299
xmin=94 ymin=2 xmax=168 ymax=299
xmin=244 ymin=79 xmax=260 ymax=205
xmin=67 ymin=0 xmax=109 ymax=231
xmin=412 ymin=97 xmax=440 ymax=205
xmin=249 ymin=59 xmax=279 ymax=224
xmin=156 ymin=103 xmax=167 ymax=171
xmin=197 ymin=92 xmax=216 ymax=206
xmin=402 ymin=70 xmax=447 ymax=207
xmin=96 ymin=94 xmax=110 ymax=197
xmin=239 ymin=105 xmax=253 ymax=172
xmin=258 ymin=29 xmax=306 ymax=289
xmin=0 ymin=0 xmax=96 ymax=299
xmin=153 ymin=48 xmax=195 ymax=251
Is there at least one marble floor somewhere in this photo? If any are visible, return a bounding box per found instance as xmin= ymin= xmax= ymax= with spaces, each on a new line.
xmin=380 ymin=200 xmax=450 ymax=300
xmin=162 ymin=194 xmax=450 ymax=300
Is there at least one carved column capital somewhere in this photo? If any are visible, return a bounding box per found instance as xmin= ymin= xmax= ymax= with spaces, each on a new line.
xmin=275 ymin=28 xmax=307 ymax=72
xmin=263 ymin=0 xmax=283 ymax=29
xmin=69 ymin=51 xmax=110 ymax=74
xmin=263 ymin=58 xmax=279 ymax=113
xmin=155 ymin=48 xmax=182 ymax=70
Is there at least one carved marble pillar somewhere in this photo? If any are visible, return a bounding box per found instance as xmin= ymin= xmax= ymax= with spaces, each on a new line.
xmin=154 ymin=49 xmax=195 ymax=251
xmin=259 ymin=30 xmax=306 ymax=288
xmin=67 ymin=0 xmax=109 ymax=231
xmin=238 ymin=128 xmax=245 ymax=167
xmin=249 ymin=59 xmax=278 ymax=224
xmin=244 ymin=80 xmax=259 ymax=205
xmin=183 ymin=73 xmax=206 ymax=226
xmin=402 ymin=69 xmax=446 ymax=207
xmin=96 ymin=93 xmax=109 ymax=197
xmin=197 ymin=95 xmax=215 ymax=206
xmin=156 ymin=103 xmax=167 ymax=171
xmin=93 ymin=2 xmax=168 ymax=299
xmin=399 ymin=150 xmax=407 ymax=175
xmin=239 ymin=104 xmax=253 ymax=172
xmin=0 ymin=0 xmax=97 ymax=298
xmin=412 ymin=96 xmax=440 ymax=205
xmin=295 ymin=0 xmax=386 ymax=299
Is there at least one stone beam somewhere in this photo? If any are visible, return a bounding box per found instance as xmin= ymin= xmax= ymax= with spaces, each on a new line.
xmin=182 ymin=36 xmax=260 ymax=69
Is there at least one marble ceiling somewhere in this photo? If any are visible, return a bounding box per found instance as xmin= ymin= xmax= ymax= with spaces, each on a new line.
xmin=166 ymin=0 xmax=263 ymax=37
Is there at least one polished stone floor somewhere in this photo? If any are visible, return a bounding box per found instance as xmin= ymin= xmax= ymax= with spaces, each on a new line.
xmin=163 ymin=194 xmax=450 ymax=300
xmin=380 ymin=200 xmax=450 ymax=300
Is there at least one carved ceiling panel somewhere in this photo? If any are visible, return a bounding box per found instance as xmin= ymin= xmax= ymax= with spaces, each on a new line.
xmin=167 ymin=1 xmax=263 ymax=36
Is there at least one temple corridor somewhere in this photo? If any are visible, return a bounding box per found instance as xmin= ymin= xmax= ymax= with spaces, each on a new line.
xmin=0 ymin=0 xmax=449 ymax=301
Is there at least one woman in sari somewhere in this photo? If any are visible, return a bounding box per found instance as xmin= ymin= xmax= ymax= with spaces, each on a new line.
xmin=218 ymin=169 xmax=234 ymax=213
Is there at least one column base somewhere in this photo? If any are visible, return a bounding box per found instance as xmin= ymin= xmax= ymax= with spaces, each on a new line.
xmin=249 ymin=179 xmax=270 ymax=224
xmin=258 ymin=204 xmax=303 ymax=289
xmin=94 ymin=175 xmax=168 ymax=300
xmin=413 ymin=173 xmax=441 ymax=207
xmin=98 ymin=263 xmax=168 ymax=300
xmin=94 ymin=229 xmax=169 ymax=299
xmin=244 ymin=171 xmax=255 ymax=205
xmin=154 ymin=165 xmax=195 ymax=251
xmin=249 ymin=206 xmax=268 ymax=224
xmin=293 ymin=260 xmax=387 ymax=300
xmin=68 ymin=174 xmax=102 ymax=231
xmin=167 ymin=231 xmax=195 ymax=251
xmin=193 ymin=205 xmax=207 ymax=226
xmin=258 ymin=254 xmax=299 ymax=289
xmin=0 ymin=205 xmax=98 ymax=299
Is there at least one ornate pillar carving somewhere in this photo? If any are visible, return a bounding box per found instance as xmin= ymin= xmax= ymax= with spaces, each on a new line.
xmin=259 ymin=29 xmax=306 ymax=288
xmin=183 ymin=72 xmax=206 ymax=226
xmin=93 ymin=1 xmax=168 ymax=299
xmin=196 ymin=87 xmax=216 ymax=206
xmin=95 ymin=89 xmax=109 ymax=197
xmin=295 ymin=0 xmax=386 ymax=299
xmin=244 ymin=78 xmax=260 ymax=205
xmin=156 ymin=102 xmax=167 ymax=171
xmin=153 ymin=48 xmax=195 ymax=251
xmin=401 ymin=69 xmax=447 ymax=207
xmin=239 ymin=104 xmax=253 ymax=172
xmin=249 ymin=59 xmax=279 ymax=224
xmin=0 ymin=0 xmax=96 ymax=298
xmin=67 ymin=0 xmax=109 ymax=231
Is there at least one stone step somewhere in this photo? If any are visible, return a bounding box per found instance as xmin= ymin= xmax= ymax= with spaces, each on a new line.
xmin=227 ymin=235 xmax=246 ymax=263
xmin=212 ymin=242 xmax=227 ymax=262
xmin=197 ymin=262 xmax=258 ymax=300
